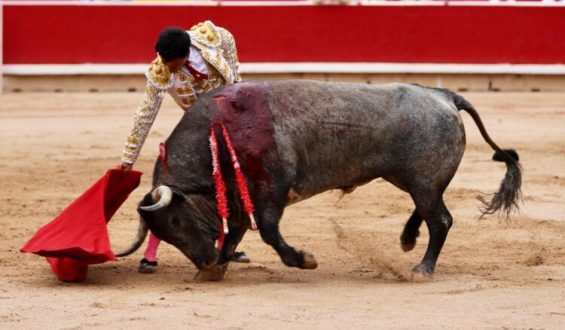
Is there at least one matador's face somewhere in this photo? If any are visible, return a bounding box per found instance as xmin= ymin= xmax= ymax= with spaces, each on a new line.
xmin=164 ymin=57 xmax=188 ymax=73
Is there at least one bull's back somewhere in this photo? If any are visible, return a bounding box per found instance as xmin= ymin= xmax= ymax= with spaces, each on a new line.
xmin=254 ymin=81 xmax=465 ymax=198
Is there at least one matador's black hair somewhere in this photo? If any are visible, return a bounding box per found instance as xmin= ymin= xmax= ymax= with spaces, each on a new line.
xmin=154 ymin=27 xmax=191 ymax=62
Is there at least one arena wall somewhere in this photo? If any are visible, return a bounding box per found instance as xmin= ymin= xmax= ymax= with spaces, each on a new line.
xmin=2 ymin=1 xmax=565 ymax=91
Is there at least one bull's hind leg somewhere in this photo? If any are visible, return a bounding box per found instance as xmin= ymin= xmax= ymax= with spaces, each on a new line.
xmin=254 ymin=184 xmax=317 ymax=270
xmin=410 ymin=193 xmax=453 ymax=275
xmin=400 ymin=210 xmax=423 ymax=252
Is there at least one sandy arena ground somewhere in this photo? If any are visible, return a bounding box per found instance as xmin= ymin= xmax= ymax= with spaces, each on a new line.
xmin=0 ymin=90 xmax=564 ymax=329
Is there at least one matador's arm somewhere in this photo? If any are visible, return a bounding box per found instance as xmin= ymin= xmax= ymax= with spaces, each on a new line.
xmin=218 ymin=26 xmax=242 ymax=82
xmin=122 ymin=57 xmax=173 ymax=165
xmin=121 ymin=83 xmax=167 ymax=164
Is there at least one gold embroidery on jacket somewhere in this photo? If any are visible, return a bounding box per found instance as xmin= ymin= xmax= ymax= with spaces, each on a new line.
xmin=175 ymin=65 xmax=224 ymax=109
xmin=146 ymin=56 xmax=173 ymax=89
xmin=176 ymin=87 xmax=193 ymax=95
xmin=189 ymin=21 xmax=221 ymax=47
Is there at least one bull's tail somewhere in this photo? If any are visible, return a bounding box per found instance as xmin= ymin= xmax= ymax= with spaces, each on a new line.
xmin=440 ymin=89 xmax=522 ymax=217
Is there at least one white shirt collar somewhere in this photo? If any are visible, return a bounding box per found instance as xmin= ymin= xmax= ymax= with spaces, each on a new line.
xmin=188 ymin=45 xmax=208 ymax=74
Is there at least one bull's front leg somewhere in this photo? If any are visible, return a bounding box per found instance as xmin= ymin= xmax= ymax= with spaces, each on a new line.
xmin=193 ymin=215 xmax=248 ymax=282
xmin=219 ymin=217 xmax=248 ymax=264
xmin=254 ymin=183 xmax=317 ymax=269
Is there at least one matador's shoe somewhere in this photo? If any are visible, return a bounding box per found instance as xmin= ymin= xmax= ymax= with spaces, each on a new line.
xmin=139 ymin=258 xmax=158 ymax=274
xmin=230 ymin=251 xmax=250 ymax=263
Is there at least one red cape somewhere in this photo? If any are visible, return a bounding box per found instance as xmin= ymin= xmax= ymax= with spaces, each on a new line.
xmin=21 ymin=169 xmax=142 ymax=282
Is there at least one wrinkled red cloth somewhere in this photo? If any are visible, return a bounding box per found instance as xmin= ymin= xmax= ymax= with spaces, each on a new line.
xmin=21 ymin=169 xmax=142 ymax=282
xmin=46 ymin=257 xmax=89 ymax=282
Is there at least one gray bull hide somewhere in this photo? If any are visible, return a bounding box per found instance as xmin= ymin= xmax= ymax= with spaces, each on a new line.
xmin=118 ymin=80 xmax=521 ymax=281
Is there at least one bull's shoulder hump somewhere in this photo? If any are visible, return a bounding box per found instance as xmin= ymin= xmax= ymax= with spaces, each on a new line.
xmin=220 ymin=81 xmax=431 ymax=101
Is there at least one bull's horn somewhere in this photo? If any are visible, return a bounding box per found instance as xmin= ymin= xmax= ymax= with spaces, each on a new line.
xmin=115 ymin=217 xmax=148 ymax=257
xmin=139 ymin=185 xmax=173 ymax=211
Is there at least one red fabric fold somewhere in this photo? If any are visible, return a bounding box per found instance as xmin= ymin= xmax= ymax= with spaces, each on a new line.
xmin=21 ymin=169 xmax=142 ymax=281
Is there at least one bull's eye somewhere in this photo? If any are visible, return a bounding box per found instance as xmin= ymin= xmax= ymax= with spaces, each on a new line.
xmin=171 ymin=216 xmax=181 ymax=228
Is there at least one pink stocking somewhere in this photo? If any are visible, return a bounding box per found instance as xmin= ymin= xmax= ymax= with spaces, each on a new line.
xmin=143 ymin=232 xmax=161 ymax=262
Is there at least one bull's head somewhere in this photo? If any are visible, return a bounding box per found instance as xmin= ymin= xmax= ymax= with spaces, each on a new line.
xmin=117 ymin=185 xmax=227 ymax=280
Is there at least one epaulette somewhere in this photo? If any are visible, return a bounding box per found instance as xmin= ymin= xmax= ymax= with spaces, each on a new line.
xmin=146 ymin=56 xmax=174 ymax=90
xmin=189 ymin=21 xmax=222 ymax=48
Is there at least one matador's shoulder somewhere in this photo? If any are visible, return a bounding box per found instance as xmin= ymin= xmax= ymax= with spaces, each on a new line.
xmin=146 ymin=56 xmax=174 ymax=90
xmin=189 ymin=20 xmax=222 ymax=48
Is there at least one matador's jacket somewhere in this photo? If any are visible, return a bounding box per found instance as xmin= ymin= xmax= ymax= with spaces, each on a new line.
xmin=122 ymin=21 xmax=241 ymax=165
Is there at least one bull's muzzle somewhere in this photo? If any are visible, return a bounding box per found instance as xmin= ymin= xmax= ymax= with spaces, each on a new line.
xmin=193 ymin=262 xmax=228 ymax=282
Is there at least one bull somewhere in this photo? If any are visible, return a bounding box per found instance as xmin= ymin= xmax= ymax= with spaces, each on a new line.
xmin=117 ymin=80 xmax=521 ymax=281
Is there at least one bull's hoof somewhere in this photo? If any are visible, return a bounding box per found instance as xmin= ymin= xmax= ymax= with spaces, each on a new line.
xmin=193 ymin=263 xmax=228 ymax=282
xmin=410 ymin=271 xmax=433 ymax=282
xmin=400 ymin=231 xmax=419 ymax=252
xmin=412 ymin=263 xmax=434 ymax=277
xmin=400 ymin=241 xmax=416 ymax=252
xmin=301 ymin=252 xmax=318 ymax=269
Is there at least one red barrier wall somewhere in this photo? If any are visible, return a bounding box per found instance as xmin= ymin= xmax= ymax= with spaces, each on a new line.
xmin=3 ymin=4 xmax=565 ymax=65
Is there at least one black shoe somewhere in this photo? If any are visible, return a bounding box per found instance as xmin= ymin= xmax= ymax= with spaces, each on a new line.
xmin=230 ymin=251 xmax=250 ymax=263
xmin=139 ymin=258 xmax=158 ymax=273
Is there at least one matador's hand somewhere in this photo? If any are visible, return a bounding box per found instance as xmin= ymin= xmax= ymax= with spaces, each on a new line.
xmin=119 ymin=162 xmax=133 ymax=173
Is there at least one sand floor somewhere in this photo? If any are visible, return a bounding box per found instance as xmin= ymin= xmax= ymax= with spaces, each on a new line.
xmin=0 ymin=90 xmax=564 ymax=329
